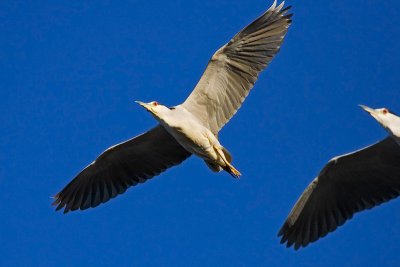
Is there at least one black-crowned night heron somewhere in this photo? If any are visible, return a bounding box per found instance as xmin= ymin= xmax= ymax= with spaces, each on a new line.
xmin=279 ymin=105 xmax=400 ymax=250
xmin=53 ymin=1 xmax=292 ymax=213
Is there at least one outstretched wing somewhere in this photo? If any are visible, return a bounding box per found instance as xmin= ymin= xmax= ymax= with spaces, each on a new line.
xmin=279 ymin=137 xmax=400 ymax=249
xmin=182 ymin=1 xmax=292 ymax=134
xmin=53 ymin=125 xmax=191 ymax=213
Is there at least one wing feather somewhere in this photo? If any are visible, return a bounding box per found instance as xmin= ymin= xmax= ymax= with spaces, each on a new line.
xmin=279 ymin=137 xmax=400 ymax=249
xmin=182 ymin=1 xmax=292 ymax=134
xmin=53 ymin=125 xmax=191 ymax=213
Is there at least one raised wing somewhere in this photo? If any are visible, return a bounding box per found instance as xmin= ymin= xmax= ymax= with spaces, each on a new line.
xmin=279 ymin=137 xmax=400 ymax=249
xmin=53 ymin=125 xmax=191 ymax=213
xmin=182 ymin=1 xmax=292 ymax=134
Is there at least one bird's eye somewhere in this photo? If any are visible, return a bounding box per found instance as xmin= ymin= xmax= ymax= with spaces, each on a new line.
xmin=152 ymin=101 xmax=158 ymax=106
xmin=383 ymin=109 xmax=388 ymax=115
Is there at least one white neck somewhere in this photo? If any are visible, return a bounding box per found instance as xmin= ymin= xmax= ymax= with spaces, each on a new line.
xmin=386 ymin=114 xmax=400 ymax=144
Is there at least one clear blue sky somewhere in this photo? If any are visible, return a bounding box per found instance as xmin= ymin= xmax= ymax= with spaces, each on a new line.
xmin=1 ymin=0 xmax=400 ymax=266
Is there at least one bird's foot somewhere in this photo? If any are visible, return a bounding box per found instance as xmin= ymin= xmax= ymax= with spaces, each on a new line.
xmin=226 ymin=164 xmax=241 ymax=179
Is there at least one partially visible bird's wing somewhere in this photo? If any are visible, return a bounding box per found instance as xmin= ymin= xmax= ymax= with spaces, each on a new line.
xmin=278 ymin=137 xmax=400 ymax=249
xmin=53 ymin=125 xmax=191 ymax=213
xmin=182 ymin=1 xmax=292 ymax=135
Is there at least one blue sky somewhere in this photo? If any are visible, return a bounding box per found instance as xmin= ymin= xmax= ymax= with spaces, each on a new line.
xmin=1 ymin=0 xmax=400 ymax=266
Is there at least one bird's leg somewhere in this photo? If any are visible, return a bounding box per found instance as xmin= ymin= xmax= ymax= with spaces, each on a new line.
xmin=214 ymin=145 xmax=241 ymax=178
xmin=224 ymin=163 xmax=242 ymax=179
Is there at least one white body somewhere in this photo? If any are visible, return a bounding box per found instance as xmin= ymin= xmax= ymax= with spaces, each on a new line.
xmin=151 ymin=105 xmax=229 ymax=169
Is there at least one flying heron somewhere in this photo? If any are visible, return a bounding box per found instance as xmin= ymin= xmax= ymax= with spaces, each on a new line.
xmin=52 ymin=1 xmax=292 ymax=213
xmin=279 ymin=105 xmax=400 ymax=250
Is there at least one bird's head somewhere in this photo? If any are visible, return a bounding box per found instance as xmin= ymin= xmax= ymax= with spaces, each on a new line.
xmin=135 ymin=100 xmax=172 ymax=120
xmin=360 ymin=104 xmax=400 ymax=137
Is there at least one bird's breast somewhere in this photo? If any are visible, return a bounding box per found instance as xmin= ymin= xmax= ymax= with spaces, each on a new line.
xmin=160 ymin=120 xmax=216 ymax=159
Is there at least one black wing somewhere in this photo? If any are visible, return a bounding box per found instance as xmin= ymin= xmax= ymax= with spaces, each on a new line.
xmin=53 ymin=125 xmax=191 ymax=213
xmin=279 ymin=137 xmax=400 ymax=249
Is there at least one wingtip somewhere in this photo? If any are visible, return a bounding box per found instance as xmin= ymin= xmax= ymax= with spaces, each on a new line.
xmin=278 ymin=223 xmax=306 ymax=250
xmin=55 ymin=203 xmax=64 ymax=211
xmin=51 ymin=194 xmax=60 ymax=206
xmin=268 ymin=1 xmax=293 ymax=24
xmin=268 ymin=0 xmax=277 ymax=11
xmin=285 ymin=13 xmax=293 ymax=19
xmin=282 ymin=5 xmax=291 ymax=12
xmin=277 ymin=228 xmax=284 ymax=237
xmin=52 ymin=194 xmax=68 ymax=213
xmin=276 ymin=1 xmax=285 ymax=12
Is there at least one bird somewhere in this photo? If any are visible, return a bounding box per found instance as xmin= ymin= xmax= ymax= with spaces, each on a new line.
xmin=278 ymin=105 xmax=400 ymax=250
xmin=52 ymin=1 xmax=292 ymax=213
